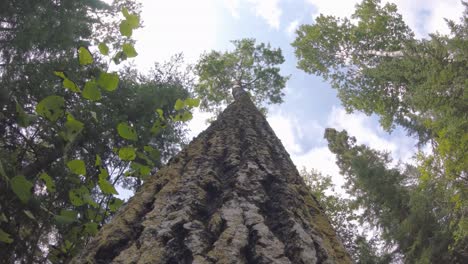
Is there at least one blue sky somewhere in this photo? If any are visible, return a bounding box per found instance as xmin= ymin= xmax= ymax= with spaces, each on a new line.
xmin=128 ymin=0 xmax=464 ymax=191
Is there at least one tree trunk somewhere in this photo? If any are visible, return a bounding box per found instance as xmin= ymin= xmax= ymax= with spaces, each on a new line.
xmin=72 ymin=93 xmax=351 ymax=264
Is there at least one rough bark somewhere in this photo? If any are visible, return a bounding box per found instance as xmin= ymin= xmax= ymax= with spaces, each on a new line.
xmin=72 ymin=93 xmax=352 ymax=264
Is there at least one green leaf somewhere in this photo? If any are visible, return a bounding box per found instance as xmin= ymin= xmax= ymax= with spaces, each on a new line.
xmin=144 ymin=145 xmax=161 ymax=161
xmin=109 ymin=198 xmax=124 ymax=212
xmin=122 ymin=7 xmax=131 ymax=17
xmin=119 ymin=20 xmax=133 ymax=37
xmin=54 ymin=210 xmax=77 ymax=225
xmin=122 ymin=43 xmax=138 ymax=58
xmin=68 ymin=186 xmax=92 ymax=207
xmin=95 ymin=155 xmax=102 ymax=167
xmin=98 ymin=72 xmax=119 ymax=91
xmin=83 ymin=80 xmax=102 ymax=101
xmin=16 ymin=102 xmax=30 ymax=127
xmin=117 ymin=122 xmax=137 ymax=141
xmin=0 ymin=229 xmax=13 ymax=244
xmin=67 ymin=159 xmax=86 ymax=176
xmin=174 ymin=99 xmax=185 ymax=110
xmin=98 ymin=167 xmax=109 ymax=180
xmin=98 ymin=43 xmax=109 ymax=55
xmin=54 ymin=71 xmax=80 ymax=93
xmin=0 ymin=213 xmax=7 ymax=222
xmin=113 ymin=51 xmax=127 ymax=65
xmin=78 ymin=47 xmax=93 ymax=65
xmin=98 ymin=178 xmax=118 ymax=195
xmin=11 ymin=175 xmax=33 ymax=203
xmin=23 ymin=210 xmax=35 ymax=220
xmin=118 ymin=147 xmax=136 ymax=161
xmin=122 ymin=8 xmax=140 ymax=28
xmin=36 ymin=95 xmax=65 ymax=122
xmin=172 ymin=111 xmax=193 ymax=122
xmin=84 ymin=222 xmax=99 ymax=236
xmin=62 ymin=115 xmax=84 ymax=142
xmin=63 ymin=78 xmax=80 ymax=93
xmin=39 ymin=172 xmax=56 ymax=193
xmin=185 ymin=98 xmax=200 ymax=108
xmin=150 ymin=119 xmax=167 ymax=135
xmin=155 ymin=108 xmax=165 ymax=120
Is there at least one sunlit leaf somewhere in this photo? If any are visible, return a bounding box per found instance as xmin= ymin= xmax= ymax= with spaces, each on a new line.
xmin=67 ymin=159 xmax=86 ymax=175
xmin=39 ymin=172 xmax=56 ymax=193
xmin=83 ymin=80 xmax=101 ymax=101
xmin=11 ymin=175 xmax=33 ymax=203
xmin=118 ymin=147 xmax=136 ymax=161
xmin=36 ymin=95 xmax=65 ymax=122
xmin=98 ymin=72 xmax=119 ymax=91
xmin=98 ymin=178 xmax=118 ymax=195
xmin=122 ymin=43 xmax=138 ymax=58
xmin=54 ymin=71 xmax=80 ymax=92
xmin=174 ymin=99 xmax=185 ymax=110
xmin=78 ymin=46 xmax=93 ymax=65
xmin=98 ymin=43 xmax=109 ymax=55
xmin=119 ymin=20 xmax=132 ymax=37
xmin=62 ymin=114 xmax=84 ymax=142
xmin=117 ymin=122 xmax=137 ymax=141
xmin=95 ymin=155 xmax=102 ymax=167
xmin=155 ymin=108 xmax=164 ymax=120
xmin=172 ymin=111 xmax=192 ymax=122
xmin=185 ymin=98 xmax=200 ymax=108
xmin=121 ymin=8 xmax=139 ymax=28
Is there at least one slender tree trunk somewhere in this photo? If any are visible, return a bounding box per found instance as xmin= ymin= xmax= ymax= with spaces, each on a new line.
xmin=73 ymin=93 xmax=351 ymax=263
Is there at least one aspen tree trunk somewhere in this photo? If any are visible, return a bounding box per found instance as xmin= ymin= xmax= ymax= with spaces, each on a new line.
xmin=73 ymin=93 xmax=351 ymax=264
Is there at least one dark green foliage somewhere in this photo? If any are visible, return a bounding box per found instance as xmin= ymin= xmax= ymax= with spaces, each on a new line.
xmin=301 ymin=169 xmax=392 ymax=263
xmin=324 ymin=128 xmax=467 ymax=263
xmin=194 ymin=38 xmax=289 ymax=114
xmin=292 ymin=0 xmax=467 ymax=182
xmin=0 ymin=1 xmax=195 ymax=263
xmin=294 ymin=1 xmax=468 ymax=262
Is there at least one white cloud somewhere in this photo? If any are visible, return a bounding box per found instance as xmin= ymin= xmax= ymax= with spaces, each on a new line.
xmin=267 ymin=105 xmax=419 ymax=190
xmin=187 ymin=109 xmax=214 ymax=140
xmin=223 ymin=0 xmax=283 ymax=29
xmin=224 ymin=0 xmax=241 ymax=18
xmin=326 ymin=106 xmax=397 ymax=154
xmin=268 ymin=112 xmax=304 ymax=154
xmin=133 ymin=0 xmax=220 ymax=72
xmin=286 ymin=19 xmax=300 ymax=36
xmin=326 ymin=106 xmax=418 ymax=163
xmin=306 ymin=0 xmax=360 ymax=19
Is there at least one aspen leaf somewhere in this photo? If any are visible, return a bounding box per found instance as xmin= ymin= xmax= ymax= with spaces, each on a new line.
xmin=78 ymin=47 xmax=93 ymax=65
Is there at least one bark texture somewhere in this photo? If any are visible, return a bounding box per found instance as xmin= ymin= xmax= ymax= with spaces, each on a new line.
xmin=73 ymin=93 xmax=351 ymax=264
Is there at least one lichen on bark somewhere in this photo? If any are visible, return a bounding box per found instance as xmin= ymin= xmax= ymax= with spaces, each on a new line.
xmin=72 ymin=92 xmax=351 ymax=264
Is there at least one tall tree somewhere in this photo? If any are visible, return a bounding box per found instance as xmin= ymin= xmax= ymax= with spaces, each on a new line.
xmin=293 ymin=1 xmax=467 ymax=261
xmin=194 ymin=38 xmax=289 ymax=114
xmin=324 ymin=128 xmax=467 ymax=263
xmin=301 ymin=169 xmax=392 ymax=263
xmin=292 ymin=0 xmax=467 ymax=183
xmin=72 ymin=89 xmax=351 ymax=263
xmin=0 ymin=2 xmax=197 ymax=263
